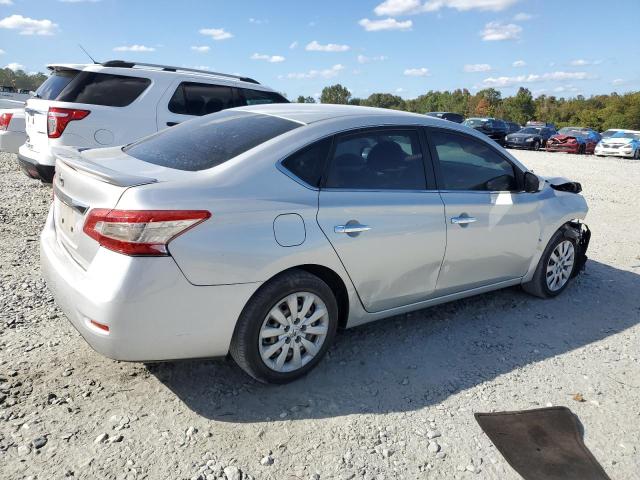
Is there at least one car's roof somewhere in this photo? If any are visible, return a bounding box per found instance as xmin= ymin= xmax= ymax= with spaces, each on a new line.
xmin=235 ymin=103 xmax=434 ymax=125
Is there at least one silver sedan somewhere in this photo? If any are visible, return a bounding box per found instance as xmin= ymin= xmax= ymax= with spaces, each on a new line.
xmin=41 ymin=104 xmax=590 ymax=383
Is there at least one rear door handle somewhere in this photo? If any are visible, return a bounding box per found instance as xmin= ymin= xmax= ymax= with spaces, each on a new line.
xmin=166 ymin=122 xmax=180 ymax=127
xmin=334 ymin=224 xmax=371 ymax=234
xmin=451 ymin=216 xmax=477 ymax=225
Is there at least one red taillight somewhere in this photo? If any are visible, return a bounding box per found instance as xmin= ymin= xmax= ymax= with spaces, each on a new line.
xmin=47 ymin=107 xmax=90 ymax=138
xmin=83 ymin=209 xmax=211 ymax=256
xmin=0 ymin=112 xmax=12 ymax=131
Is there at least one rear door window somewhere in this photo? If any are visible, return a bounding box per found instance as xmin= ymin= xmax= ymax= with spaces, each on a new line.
xmin=281 ymin=138 xmax=332 ymax=187
xmin=57 ymin=72 xmax=151 ymax=107
xmin=168 ymin=82 xmax=236 ymax=116
xmin=325 ymin=129 xmax=426 ymax=190
xmin=239 ymin=88 xmax=288 ymax=106
xmin=34 ymin=69 xmax=79 ymax=100
xmin=123 ymin=110 xmax=300 ymax=171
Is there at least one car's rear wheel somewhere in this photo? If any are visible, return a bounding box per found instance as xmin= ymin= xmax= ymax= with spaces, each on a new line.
xmin=533 ymin=140 xmax=541 ymax=151
xmin=578 ymin=144 xmax=586 ymax=155
xmin=522 ymin=229 xmax=577 ymax=298
xmin=230 ymin=269 xmax=338 ymax=384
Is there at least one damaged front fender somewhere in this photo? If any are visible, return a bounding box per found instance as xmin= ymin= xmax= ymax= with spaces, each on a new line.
xmin=562 ymin=221 xmax=591 ymax=276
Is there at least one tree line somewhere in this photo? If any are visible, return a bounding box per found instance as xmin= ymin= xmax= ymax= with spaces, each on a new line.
xmin=299 ymin=84 xmax=640 ymax=132
xmin=0 ymin=68 xmax=48 ymax=92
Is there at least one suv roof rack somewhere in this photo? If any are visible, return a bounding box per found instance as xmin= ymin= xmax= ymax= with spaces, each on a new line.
xmin=100 ymin=60 xmax=260 ymax=84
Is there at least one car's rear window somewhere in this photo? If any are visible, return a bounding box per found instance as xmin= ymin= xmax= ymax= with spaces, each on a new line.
xmin=56 ymin=72 xmax=151 ymax=107
xmin=123 ymin=110 xmax=301 ymax=171
xmin=35 ymin=70 xmax=79 ymax=100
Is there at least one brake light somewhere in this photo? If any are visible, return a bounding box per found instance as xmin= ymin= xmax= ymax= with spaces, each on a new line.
xmin=83 ymin=209 xmax=211 ymax=256
xmin=47 ymin=107 xmax=90 ymax=138
xmin=0 ymin=112 xmax=12 ymax=131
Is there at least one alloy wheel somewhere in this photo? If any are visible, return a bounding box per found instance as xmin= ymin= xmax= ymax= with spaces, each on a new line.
xmin=546 ymin=240 xmax=575 ymax=291
xmin=258 ymin=292 xmax=329 ymax=373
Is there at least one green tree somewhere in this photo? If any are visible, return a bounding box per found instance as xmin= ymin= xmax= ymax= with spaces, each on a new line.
xmin=363 ymin=93 xmax=405 ymax=110
xmin=502 ymin=87 xmax=535 ymax=124
xmin=296 ymin=95 xmax=316 ymax=103
xmin=320 ymin=84 xmax=351 ymax=104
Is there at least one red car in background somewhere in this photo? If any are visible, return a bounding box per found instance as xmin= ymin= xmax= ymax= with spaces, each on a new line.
xmin=546 ymin=127 xmax=601 ymax=154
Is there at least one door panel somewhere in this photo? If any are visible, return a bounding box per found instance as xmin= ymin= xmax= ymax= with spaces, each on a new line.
xmin=436 ymin=191 xmax=540 ymax=294
xmin=317 ymin=191 xmax=446 ymax=312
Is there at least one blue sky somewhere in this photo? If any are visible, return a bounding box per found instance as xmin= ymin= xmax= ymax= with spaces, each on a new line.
xmin=1 ymin=0 xmax=639 ymax=100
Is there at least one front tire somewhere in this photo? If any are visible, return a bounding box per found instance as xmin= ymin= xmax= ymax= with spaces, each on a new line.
xmin=533 ymin=140 xmax=541 ymax=151
xmin=230 ymin=269 xmax=338 ymax=384
xmin=522 ymin=229 xmax=577 ymax=298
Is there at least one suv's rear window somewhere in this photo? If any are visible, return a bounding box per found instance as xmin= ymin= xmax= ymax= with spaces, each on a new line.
xmin=123 ymin=110 xmax=301 ymax=171
xmin=34 ymin=69 xmax=79 ymax=100
xmin=57 ymin=72 xmax=151 ymax=107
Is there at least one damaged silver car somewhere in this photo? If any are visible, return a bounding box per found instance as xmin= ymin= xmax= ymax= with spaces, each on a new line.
xmin=41 ymin=104 xmax=590 ymax=383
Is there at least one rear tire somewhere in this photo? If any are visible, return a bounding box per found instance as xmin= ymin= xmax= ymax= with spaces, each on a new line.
xmin=522 ymin=229 xmax=577 ymax=299
xmin=578 ymin=144 xmax=586 ymax=155
xmin=533 ymin=140 xmax=541 ymax=151
xmin=229 ymin=269 xmax=338 ymax=384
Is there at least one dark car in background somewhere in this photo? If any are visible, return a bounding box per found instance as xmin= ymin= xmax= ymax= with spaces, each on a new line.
xmin=505 ymin=126 xmax=556 ymax=150
xmin=505 ymin=121 xmax=521 ymax=134
xmin=546 ymin=127 xmax=601 ymax=154
xmin=425 ymin=111 xmax=464 ymax=123
xmin=462 ymin=117 xmax=508 ymax=145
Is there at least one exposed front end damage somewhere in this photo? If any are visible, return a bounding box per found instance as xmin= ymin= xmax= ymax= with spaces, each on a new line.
xmin=562 ymin=221 xmax=591 ymax=276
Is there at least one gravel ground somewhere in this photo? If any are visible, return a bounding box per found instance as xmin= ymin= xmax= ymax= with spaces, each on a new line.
xmin=1 ymin=150 xmax=639 ymax=480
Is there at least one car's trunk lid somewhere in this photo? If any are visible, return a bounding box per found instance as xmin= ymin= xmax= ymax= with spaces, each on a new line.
xmin=52 ymin=147 xmax=158 ymax=268
xmin=24 ymin=99 xmax=50 ymax=154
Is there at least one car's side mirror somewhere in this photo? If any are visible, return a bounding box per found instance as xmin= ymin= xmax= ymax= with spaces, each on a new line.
xmin=524 ymin=171 xmax=540 ymax=193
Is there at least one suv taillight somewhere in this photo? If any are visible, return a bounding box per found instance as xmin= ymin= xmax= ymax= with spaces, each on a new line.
xmin=47 ymin=107 xmax=90 ymax=138
xmin=83 ymin=209 xmax=211 ymax=256
xmin=0 ymin=113 xmax=12 ymax=131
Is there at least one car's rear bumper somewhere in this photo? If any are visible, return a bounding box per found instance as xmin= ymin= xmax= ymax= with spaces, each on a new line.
xmin=0 ymin=129 xmax=26 ymax=154
xmin=40 ymin=207 xmax=260 ymax=362
xmin=17 ymin=143 xmax=56 ymax=182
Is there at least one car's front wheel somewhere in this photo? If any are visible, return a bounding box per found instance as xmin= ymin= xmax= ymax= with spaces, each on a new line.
xmin=230 ymin=269 xmax=338 ymax=383
xmin=522 ymin=229 xmax=577 ymax=298
xmin=532 ymin=140 xmax=541 ymax=151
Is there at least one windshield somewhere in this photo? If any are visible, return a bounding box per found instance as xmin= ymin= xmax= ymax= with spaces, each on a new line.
xmin=518 ymin=127 xmax=541 ymax=134
xmin=34 ymin=69 xmax=79 ymax=100
xmin=463 ymin=119 xmax=487 ymax=127
xmin=600 ymin=129 xmax=620 ymax=138
xmin=124 ymin=110 xmax=301 ymax=171
xmin=558 ymin=127 xmax=586 ymax=136
xmin=611 ymin=132 xmax=640 ymax=140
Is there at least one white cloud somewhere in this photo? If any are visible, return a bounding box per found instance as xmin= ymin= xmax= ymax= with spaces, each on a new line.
xmin=5 ymin=62 xmax=24 ymax=71
xmin=404 ymin=67 xmax=430 ymax=77
xmin=0 ymin=49 xmax=4 ymax=55
xmin=59 ymin=0 xmax=101 ymax=2
xmin=395 ymin=87 xmax=405 ymax=93
xmin=251 ymin=53 xmax=285 ymax=63
xmin=359 ymin=18 xmax=412 ymax=31
xmin=289 ymin=41 xmax=298 ymax=49
xmin=374 ymin=0 xmax=519 ymax=16
xmin=248 ymin=18 xmax=268 ymax=25
xmin=480 ymin=21 xmax=522 ymax=41
xmin=464 ymin=63 xmax=491 ymax=73
xmin=286 ymin=64 xmax=344 ymax=80
xmin=612 ymin=78 xmax=625 ymax=86
xmin=570 ymin=59 xmax=602 ymax=66
xmin=113 ymin=44 xmax=155 ymax=52
xmin=512 ymin=59 xmax=526 ymax=67
xmin=191 ymin=45 xmax=210 ymax=53
xmin=357 ymin=54 xmax=388 ymax=63
xmin=199 ymin=28 xmax=233 ymax=41
xmin=0 ymin=14 xmax=58 ymax=35
xmin=513 ymin=12 xmax=533 ymax=21
xmin=0 ymin=0 xmax=13 ymax=5
xmin=482 ymin=71 xmax=591 ymax=87
xmin=305 ymin=40 xmax=350 ymax=52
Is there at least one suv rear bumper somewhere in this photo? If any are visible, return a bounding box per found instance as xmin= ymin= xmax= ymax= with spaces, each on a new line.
xmin=40 ymin=207 xmax=260 ymax=362
xmin=17 ymin=144 xmax=56 ymax=182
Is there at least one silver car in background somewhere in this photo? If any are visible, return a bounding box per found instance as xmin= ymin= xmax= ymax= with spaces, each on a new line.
xmin=41 ymin=104 xmax=590 ymax=383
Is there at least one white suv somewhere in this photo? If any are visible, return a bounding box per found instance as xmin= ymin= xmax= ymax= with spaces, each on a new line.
xmin=18 ymin=60 xmax=288 ymax=182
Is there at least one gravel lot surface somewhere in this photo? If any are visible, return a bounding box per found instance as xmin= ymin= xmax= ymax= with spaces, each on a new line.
xmin=1 ymin=150 xmax=639 ymax=480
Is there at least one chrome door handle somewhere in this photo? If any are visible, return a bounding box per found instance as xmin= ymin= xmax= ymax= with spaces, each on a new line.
xmin=334 ymin=224 xmax=371 ymax=234
xmin=451 ymin=216 xmax=477 ymax=225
